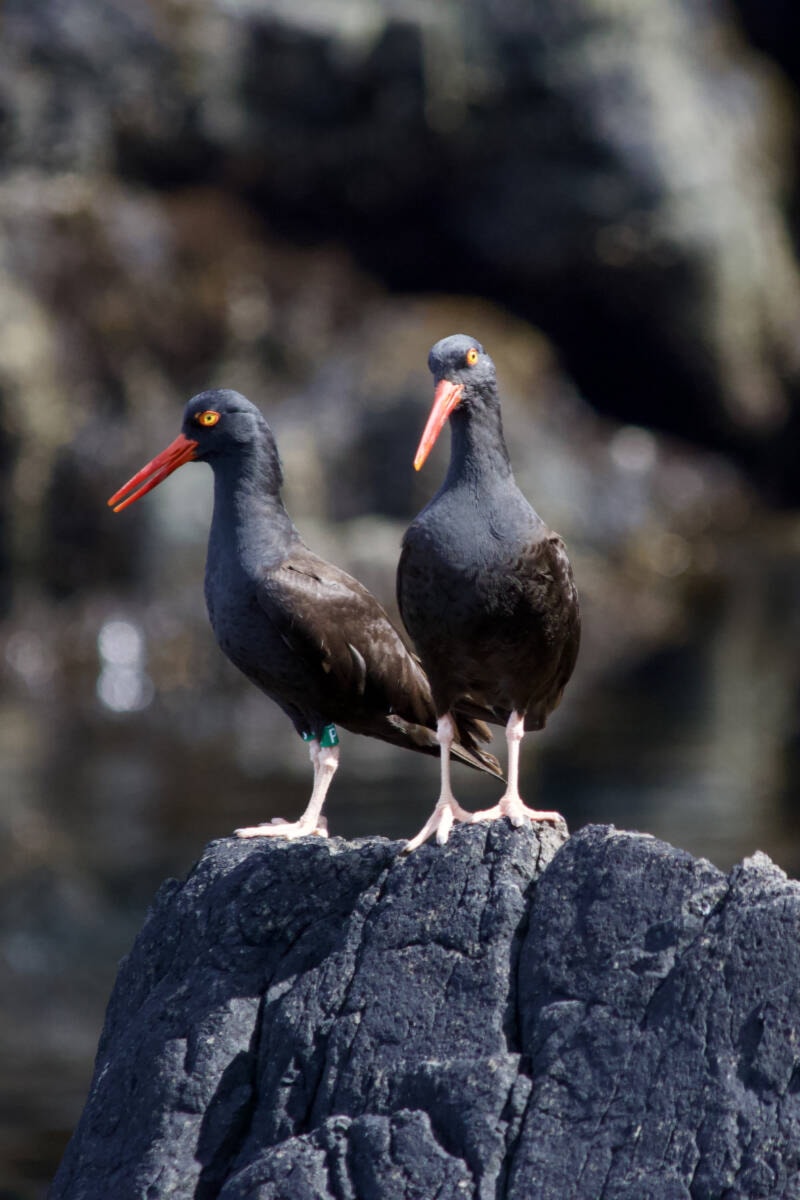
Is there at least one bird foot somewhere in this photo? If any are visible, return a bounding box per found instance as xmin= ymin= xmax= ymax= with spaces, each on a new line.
xmin=235 ymin=815 xmax=329 ymax=840
xmin=404 ymin=797 xmax=474 ymax=853
xmin=470 ymin=794 xmax=564 ymax=829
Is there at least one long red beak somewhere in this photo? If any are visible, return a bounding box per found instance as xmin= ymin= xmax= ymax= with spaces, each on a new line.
xmin=413 ymin=380 xmax=464 ymax=471
xmin=108 ymin=432 xmax=199 ymax=512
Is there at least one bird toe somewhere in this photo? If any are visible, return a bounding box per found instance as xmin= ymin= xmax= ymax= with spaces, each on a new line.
xmin=234 ymin=819 xmax=321 ymax=840
xmin=435 ymin=809 xmax=454 ymax=845
xmin=405 ymin=796 xmax=475 ymax=852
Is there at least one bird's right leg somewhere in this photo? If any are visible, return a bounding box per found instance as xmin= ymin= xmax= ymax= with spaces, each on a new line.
xmin=404 ymin=714 xmax=475 ymax=852
xmin=235 ymin=738 xmax=335 ymax=839
xmin=470 ymin=710 xmax=563 ymax=827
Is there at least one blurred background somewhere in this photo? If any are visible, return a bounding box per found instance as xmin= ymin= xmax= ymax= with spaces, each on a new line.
xmin=2 ymin=0 xmax=800 ymax=1193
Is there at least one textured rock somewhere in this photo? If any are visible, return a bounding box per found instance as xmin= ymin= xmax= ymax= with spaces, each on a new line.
xmin=53 ymin=822 xmax=800 ymax=1199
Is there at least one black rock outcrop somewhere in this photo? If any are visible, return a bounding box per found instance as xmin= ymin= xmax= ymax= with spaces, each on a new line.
xmin=52 ymin=822 xmax=800 ymax=1199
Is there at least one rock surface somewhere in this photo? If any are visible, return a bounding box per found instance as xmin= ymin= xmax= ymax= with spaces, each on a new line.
xmin=53 ymin=821 xmax=800 ymax=1200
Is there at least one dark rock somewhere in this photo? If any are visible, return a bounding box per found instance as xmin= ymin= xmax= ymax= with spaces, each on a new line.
xmin=52 ymin=822 xmax=800 ymax=1199
xmin=198 ymin=1 xmax=800 ymax=503
xmin=731 ymin=1 xmax=800 ymax=94
xmin=4 ymin=1 xmax=800 ymax=502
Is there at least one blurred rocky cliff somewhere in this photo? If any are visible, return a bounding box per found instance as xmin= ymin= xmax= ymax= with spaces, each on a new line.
xmin=1 ymin=1 xmax=800 ymax=1195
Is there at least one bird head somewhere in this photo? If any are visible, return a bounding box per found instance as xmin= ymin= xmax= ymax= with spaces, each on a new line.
xmin=108 ymin=389 xmax=280 ymax=512
xmin=178 ymin=390 xmax=277 ymax=461
xmin=414 ymin=334 xmax=496 ymax=470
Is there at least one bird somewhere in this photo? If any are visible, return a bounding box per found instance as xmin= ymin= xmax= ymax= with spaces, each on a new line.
xmin=397 ymin=335 xmax=580 ymax=851
xmin=108 ymin=388 xmax=502 ymax=840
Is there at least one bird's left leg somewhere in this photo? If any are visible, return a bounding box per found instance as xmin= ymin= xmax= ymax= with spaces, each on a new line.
xmin=235 ymin=737 xmax=337 ymax=839
xmin=404 ymin=714 xmax=476 ymax=852
xmin=470 ymin=710 xmax=563 ymax=827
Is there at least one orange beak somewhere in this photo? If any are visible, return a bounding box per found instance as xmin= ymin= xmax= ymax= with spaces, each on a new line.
xmin=413 ymin=380 xmax=464 ymax=471
xmin=108 ymin=432 xmax=199 ymax=512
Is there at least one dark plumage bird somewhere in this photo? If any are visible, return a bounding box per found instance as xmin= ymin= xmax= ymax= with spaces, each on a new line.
xmin=397 ymin=335 xmax=580 ymax=851
xmin=108 ymin=389 xmax=501 ymax=839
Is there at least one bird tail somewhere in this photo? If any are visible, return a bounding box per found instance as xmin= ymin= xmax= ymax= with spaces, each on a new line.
xmin=450 ymin=711 xmax=504 ymax=778
xmin=383 ymin=713 xmax=504 ymax=779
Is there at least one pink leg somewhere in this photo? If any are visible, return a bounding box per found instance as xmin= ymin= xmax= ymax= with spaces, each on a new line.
xmin=404 ymin=714 xmax=476 ymax=852
xmin=471 ymin=711 xmax=563 ymax=827
xmin=235 ymin=739 xmax=336 ymax=839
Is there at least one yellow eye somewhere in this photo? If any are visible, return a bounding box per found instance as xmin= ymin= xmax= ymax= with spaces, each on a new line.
xmin=465 ymin=347 xmax=479 ymax=366
xmin=196 ymin=410 xmax=220 ymax=427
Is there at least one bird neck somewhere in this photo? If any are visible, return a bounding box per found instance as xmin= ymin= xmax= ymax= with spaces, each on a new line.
xmin=208 ymin=452 xmax=298 ymax=574
xmin=445 ymin=398 xmax=513 ymax=489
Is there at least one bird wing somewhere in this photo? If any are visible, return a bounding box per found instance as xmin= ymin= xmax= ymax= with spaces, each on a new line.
xmin=518 ymin=532 xmax=581 ymax=648
xmin=255 ymin=545 xmax=502 ymax=775
xmin=255 ymin=545 xmax=434 ymax=727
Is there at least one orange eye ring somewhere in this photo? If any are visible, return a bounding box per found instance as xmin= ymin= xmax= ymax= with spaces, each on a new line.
xmin=196 ymin=410 xmax=220 ymax=427
xmin=465 ymin=347 xmax=479 ymax=366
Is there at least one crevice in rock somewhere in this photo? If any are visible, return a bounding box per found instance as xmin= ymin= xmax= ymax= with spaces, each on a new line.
xmin=194 ymin=993 xmax=266 ymax=1200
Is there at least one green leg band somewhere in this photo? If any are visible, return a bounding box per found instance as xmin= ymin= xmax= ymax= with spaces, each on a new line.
xmin=301 ymin=725 xmax=339 ymax=747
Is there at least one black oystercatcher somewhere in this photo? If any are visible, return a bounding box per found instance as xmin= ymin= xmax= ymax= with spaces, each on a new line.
xmin=398 ymin=335 xmax=580 ymax=851
xmin=108 ymin=389 xmax=501 ymax=839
